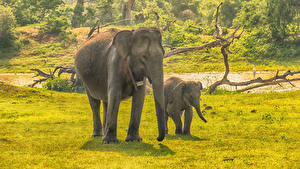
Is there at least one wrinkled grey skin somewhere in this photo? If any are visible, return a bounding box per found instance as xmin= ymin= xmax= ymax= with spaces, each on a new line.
xmin=75 ymin=28 xmax=165 ymax=143
xmin=164 ymin=77 xmax=207 ymax=135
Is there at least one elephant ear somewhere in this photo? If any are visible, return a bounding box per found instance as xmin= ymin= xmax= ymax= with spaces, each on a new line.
xmin=112 ymin=30 xmax=133 ymax=58
xmin=173 ymin=81 xmax=186 ymax=99
xmin=131 ymin=30 xmax=150 ymax=56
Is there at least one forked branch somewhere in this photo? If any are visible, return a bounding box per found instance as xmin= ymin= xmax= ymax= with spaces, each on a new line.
xmin=30 ymin=67 xmax=80 ymax=87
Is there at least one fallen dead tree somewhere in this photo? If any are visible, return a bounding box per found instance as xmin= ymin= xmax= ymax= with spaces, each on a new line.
xmin=30 ymin=66 xmax=80 ymax=87
xmin=159 ymin=2 xmax=300 ymax=93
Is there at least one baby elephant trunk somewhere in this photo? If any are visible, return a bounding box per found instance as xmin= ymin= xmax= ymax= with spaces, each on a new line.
xmin=195 ymin=106 xmax=207 ymax=123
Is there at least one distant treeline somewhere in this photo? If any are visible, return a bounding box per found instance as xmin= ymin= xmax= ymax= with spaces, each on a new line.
xmin=1 ymin=0 xmax=299 ymax=58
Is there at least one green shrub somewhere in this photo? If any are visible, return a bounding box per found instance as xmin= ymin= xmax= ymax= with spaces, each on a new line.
xmin=39 ymin=5 xmax=71 ymax=35
xmin=40 ymin=15 xmax=70 ymax=35
xmin=0 ymin=5 xmax=16 ymax=48
xmin=43 ymin=77 xmax=85 ymax=93
xmin=44 ymin=78 xmax=72 ymax=92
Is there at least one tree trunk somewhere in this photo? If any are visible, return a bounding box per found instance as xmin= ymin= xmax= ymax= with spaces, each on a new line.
xmin=122 ymin=0 xmax=135 ymax=25
xmin=71 ymin=0 xmax=84 ymax=28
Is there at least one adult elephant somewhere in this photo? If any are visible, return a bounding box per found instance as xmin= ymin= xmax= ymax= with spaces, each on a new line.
xmin=75 ymin=28 xmax=165 ymax=143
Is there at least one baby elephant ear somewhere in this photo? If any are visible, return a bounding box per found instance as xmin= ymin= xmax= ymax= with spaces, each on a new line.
xmin=173 ymin=81 xmax=185 ymax=91
xmin=197 ymin=82 xmax=203 ymax=90
xmin=112 ymin=30 xmax=133 ymax=58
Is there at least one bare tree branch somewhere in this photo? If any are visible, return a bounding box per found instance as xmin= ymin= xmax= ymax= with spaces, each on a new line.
xmin=87 ymin=20 xmax=100 ymax=39
xmin=237 ymin=78 xmax=300 ymax=92
xmin=30 ymin=67 xmax=80 ymax=88
xmin=163 ymin=27 xmax=241 ymax=58
xmin=215 ymin=2 xmax=223 ymax=39
xmin=153 ymin=11 xmax=160 ymax=30
xmin=31 ymin=78 xmax=48 ymax=87
xmin=30 ymin=69 xmax=51 ymax=78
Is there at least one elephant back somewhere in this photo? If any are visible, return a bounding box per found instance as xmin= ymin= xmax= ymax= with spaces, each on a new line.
xmin=75 ymin=28 xmax=120 ymax=76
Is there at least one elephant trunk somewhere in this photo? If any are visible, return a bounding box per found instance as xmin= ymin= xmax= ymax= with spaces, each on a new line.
xmin=150 ymin=63 xmax=165 ymax=141
xmin=195 ymin=106 xmax=207 ymax=123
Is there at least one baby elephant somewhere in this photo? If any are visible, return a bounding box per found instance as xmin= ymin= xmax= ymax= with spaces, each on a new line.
xmin=164 ymin=77 xmax=207 ymax=135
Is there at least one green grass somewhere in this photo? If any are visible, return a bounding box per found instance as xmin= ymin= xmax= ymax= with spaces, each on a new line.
xmin=0 ymin=83 xmax=299 ymax=168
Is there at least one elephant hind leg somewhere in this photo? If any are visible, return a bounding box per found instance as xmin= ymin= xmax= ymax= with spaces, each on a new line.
xmin=171 ymin=113 xmax=183 ymax=134
xmin=183 ymin=106 xmax=193 ymax=135
xmin=87 ymin=92 xmax=103 ymax=137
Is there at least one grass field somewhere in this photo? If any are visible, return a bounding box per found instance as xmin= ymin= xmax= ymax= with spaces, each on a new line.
xmin=0 ymin=83 xmax=299 ymax=168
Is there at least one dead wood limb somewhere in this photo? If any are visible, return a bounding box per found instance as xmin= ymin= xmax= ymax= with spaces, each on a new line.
xmin=215 ymin=2 xmax=223 ymax=38
xmin=30 ymin=66 xmax=79 ymax=87
xmin=87 ymin=20 xmax=101 ymax=39
xmin=164 ymin=26 xmax=242 ymax=58
xmin=30 ymin=69 xmax=52 ymax=78
xmin=237 ymin=78 xmax=300 ymax=92
xmin=153 ymin=11 xmax=160 ymax=30
xmin=57 ymin=67 xmax=74 ymax=77
xmin=31 ymin=78 xmax=48 ymax=87
xmin=209 ymin=69 xmax=300 ymax=93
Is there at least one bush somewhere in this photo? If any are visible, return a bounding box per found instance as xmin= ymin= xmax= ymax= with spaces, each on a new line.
xmin=44 ymin=78 xmax=72 ymax=92
xmin=40 ymin=15 xmax=70 ymax=35
xmin=43 ymin=77 xmax=85 ymax=93
xmin=39 ymin=6 xmax=71 ymax=35
xmin=0 ymin=5 xmax=16 ymax=48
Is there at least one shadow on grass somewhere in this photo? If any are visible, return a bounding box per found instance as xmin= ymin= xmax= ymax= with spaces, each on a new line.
xmin=0 ymin=47 xmax=19 ymax=68
xmin=166 ymin=134 xmax=208 ymax=141
xmin=81 ymin=137 xmax=175 ymax=156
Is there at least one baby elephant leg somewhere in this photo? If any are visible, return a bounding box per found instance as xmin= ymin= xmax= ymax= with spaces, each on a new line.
xmin=171 ymin=113 xmax=183 ymax=134
xmin=165 ymin=114 xmax=169 ymax=134
xmin=183 ymin=106 xmax=193 ymax=135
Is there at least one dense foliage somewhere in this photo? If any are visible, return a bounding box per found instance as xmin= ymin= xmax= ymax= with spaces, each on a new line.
xmin=0 ymin=5 xmax=16 ymax=48
xmin=1 ymin=0 xmax=299 ymax=58
xmin=44 ymin=77 xmax=84 ymax=93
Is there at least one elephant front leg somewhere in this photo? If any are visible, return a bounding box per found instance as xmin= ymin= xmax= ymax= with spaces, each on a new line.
xmin=126 ymin=84 xmax=145 ymax=142
xmin=183 ymin=106 xmax=193 ymax=135
xmin=102 ymin=101 xmax=108 ymax=133
xmin=87 ymin=92 xmax=103 ymax=137
xmin=103 ymin=89 xmax=121 ymax=144
xmin=171 ymin=113 xmax=183 ymax=134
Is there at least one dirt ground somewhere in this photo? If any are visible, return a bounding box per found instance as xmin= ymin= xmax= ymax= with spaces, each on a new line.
xmin=1 ymin=71 xmax=299 ymax=93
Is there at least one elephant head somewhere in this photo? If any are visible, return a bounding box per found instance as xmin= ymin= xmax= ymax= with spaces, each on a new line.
xmin=112 ymin=28 xmax=165 ymax=141
xmin=174 ymin=81 xmax=207 ymax=123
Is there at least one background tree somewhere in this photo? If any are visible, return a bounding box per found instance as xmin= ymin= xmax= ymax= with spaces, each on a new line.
xmin=266 ymin=0 xmax=298 ymax=41
xmin=122 ymin=0 xmax=135 ymax=25
xmin=72 ymin=0 xmax=84 ymax=27
xmin=0 ymin=5 xmax=16 ymax=48
xmin=97 ymin=0 xmax=113 ymax=24
xmin=2 ymin=0 xmax=64 ymax=26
